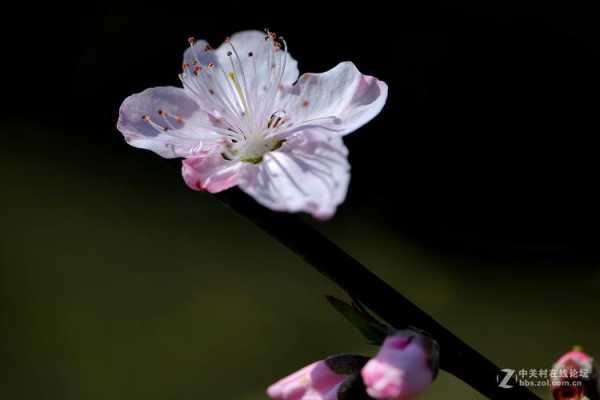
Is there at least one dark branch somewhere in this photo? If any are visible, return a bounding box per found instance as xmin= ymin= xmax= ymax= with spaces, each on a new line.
xmin=216 ymin=189 xmax=540 ymax=400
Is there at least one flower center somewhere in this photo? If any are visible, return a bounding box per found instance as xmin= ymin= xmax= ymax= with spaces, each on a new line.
xmin=225 ymin=131 xmax=284 ymax=164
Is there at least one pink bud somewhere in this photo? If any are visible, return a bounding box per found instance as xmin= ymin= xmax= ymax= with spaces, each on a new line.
xmin=551 ymin=347 xmax=596 ymax=400
xmin=267 ymin=360 xmax=347 ymax=400
xmin=361 ymin=332 xmax=436 ymax=399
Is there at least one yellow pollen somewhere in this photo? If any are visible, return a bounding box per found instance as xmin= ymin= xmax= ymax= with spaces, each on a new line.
xmin=228 ymin=72 xmax=250 ymax=116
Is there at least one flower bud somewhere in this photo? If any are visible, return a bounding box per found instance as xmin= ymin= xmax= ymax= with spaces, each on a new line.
xmin=361 ymin=330 xmax=438 ymax=399
xmin=551 ymin=347 xmax=598 ymax=400
xmin=267 ymin=354 xmax=369 ymax=400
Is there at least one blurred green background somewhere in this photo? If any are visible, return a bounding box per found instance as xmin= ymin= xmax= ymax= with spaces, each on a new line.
xmin=1 ymin=122 xmax=598 ymax=399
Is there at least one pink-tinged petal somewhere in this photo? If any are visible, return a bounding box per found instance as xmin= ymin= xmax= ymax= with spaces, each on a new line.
xmin=117 ymin=86 xmax=220 ymax=158
xmin=267 ymin=362 xmax=320 ymax=399
xmin=310 ymin=361 xmax=348 ymax=392
xmin=551 ymin=348 xmax=596 ymax=400
xmin=267 ymin=360 xmax=346 ymax=400
xmin=554 ymin=350 xmax=594 ymax=368
xmin=281 ymin=61 xmax=387 ymax=137
xmin=361 ymin=333 xmax=434 ymax=400
xmin=239 ymin=130 xmax=350 ymax=219
xmin=181 ymin=151 xmax=241 ymax=193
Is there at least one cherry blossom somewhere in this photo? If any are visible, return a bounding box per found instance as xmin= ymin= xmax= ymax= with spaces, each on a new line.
xmin=117 ymin=30 xmax=387 ymax=218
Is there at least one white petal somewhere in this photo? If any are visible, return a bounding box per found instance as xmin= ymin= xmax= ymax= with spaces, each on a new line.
xmin=182 ymin=31 xmax=299 ymax=125
xmin=280 ymin=62 xmax=387 ymax=136
xmin=117 ymin=86 xmax=220 ymax=158
xmin=184 ymin=31 xmax=299 ymax=89
xmin=238 ymin=130 xmax=350 ymax=219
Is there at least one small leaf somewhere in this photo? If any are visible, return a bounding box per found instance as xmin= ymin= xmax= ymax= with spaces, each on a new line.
xmin=325 ymin=354 xmax=370 ymax=375
xmin=326 ymin=295 xmax=391 ymax=345
xmin=337 ymin=372 xmax=374 ymax=400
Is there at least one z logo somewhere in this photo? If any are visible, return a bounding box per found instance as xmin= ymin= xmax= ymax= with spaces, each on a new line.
xmin=497 ymin=369 xmax=515 ymax=389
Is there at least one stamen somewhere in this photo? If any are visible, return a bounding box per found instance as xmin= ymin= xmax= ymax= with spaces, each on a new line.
xmin=142 ymin=115 xmax=168 ymax=131
xmin=264 ymin=116 xmax=343 ymax=140
xmin=211 ymin=62 xmax=248 ymax=128
xmin=146 ymin=107 xmax=244 ymax=141
xmin=187 ymin=37 xmax=202 ymax=65
xmin=158 ymin=109 xmax=183 ymax=130
xmin=257 ymin=32 xmax=289 ymax=129
xmin=226 ymin=39 xmax=257 ymax=132
xmin=187 ymin=63 xmax=248 ymax=133
xmin=228 ymin=71 xmax=249 ymax=115
xmin=267 ymin=111 xmax=286 ymax=129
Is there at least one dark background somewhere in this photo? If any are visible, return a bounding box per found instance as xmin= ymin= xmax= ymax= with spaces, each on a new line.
xmin=2 ymin=2 xmax=599 ymax=399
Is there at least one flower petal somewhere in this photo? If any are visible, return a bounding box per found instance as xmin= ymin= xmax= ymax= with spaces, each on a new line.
xmin=184 ymin=30 xmax=299 ymax=90
xmin=117 ymin=86 xmax=220 ymax=158
xmin=267 ymin=360 xmax=346 ymax=400
xmin=281 ymin=62 xmax=387 ymax=136
xmin=181 ymin=150 xmax=241 ymax=193
xmin=182 ymin=31 xmax=299 ymax=126
xmin=239 ymin=130 xmax=350 ymax=219
xmin=267 ymin=362 xmax=319 ymax=399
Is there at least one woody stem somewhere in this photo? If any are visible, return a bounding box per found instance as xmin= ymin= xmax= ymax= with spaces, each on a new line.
xmin=215 ymin=189 xmax=541 ymax=400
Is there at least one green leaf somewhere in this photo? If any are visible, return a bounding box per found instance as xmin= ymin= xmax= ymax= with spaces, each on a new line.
xmin=326 ymin=295 xmax=391 ymax=345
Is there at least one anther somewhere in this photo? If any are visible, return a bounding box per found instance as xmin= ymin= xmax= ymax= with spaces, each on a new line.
xmin=227 ymin=51 xmax=232 ymax=56
xmin=248 ymin=51 xmax=253 ymax=57
xmin=187 ymin=36 xmax=196 ymax=45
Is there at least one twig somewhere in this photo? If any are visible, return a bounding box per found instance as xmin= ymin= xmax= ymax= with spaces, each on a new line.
xmin=216 ymin=189 xmax=541 ymax=400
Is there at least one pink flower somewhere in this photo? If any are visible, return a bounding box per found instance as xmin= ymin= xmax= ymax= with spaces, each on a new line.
xmin=361 ymin=332 xmax=437 ymax=400
xmin=117 ymin=30 xmax=387 ymax=219
xmin=551 ymin=347 xmax=597 ymax=400
xmin=267 ymin=355 xmax=368 ymax=400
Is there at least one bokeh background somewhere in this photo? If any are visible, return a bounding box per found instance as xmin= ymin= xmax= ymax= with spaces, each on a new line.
xmin=2 ymin=2 xmax=599 ymax=399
